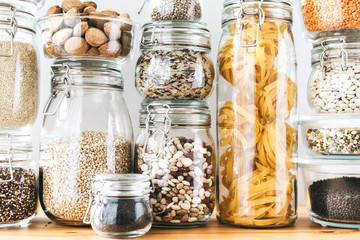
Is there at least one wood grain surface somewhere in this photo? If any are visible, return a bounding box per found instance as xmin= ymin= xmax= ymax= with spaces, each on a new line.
xmin=1 ymin=207 xmax=360 ymax=240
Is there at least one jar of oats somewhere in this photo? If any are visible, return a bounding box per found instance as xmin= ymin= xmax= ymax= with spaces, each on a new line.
xmin=0 ymin=0 xmax=43 ymax=130
xmin=135 ymin=21 xmax=215 ymax=100
xmin=308 ymin=36 xmax=360 ymax=114
xmin=135 ymin=100 xmax=215 ymax=228
xmin=40 ymin=60 xmax=133 ymax=226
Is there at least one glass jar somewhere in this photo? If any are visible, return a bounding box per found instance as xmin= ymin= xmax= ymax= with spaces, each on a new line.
xmin=299 ymin=159 xmax=360 ymax=229
xmin=135 ymin=100 xmax=215 ymax=228
xmin=84 ymin=174 xmax=152 ymax=238
xmin=40 ymin=60 xmax=133 ymax=226
xmin=138 ymin=0 xmax=203 ymax=21
xmin=135 ymin=21 xmax=215 ymax=100
xmin=217 ymin=0 xmax=297 ymax=228
xmin=0 ymin=0 xmax=42 ymax=130
xmin=308 ymin=36 xmax=360 ymax=114
xmin=0 ymin=133 xmax=37 ymax=228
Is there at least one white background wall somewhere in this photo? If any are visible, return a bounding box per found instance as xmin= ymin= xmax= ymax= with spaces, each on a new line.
xmin=34 ymin=0 xmax=312 ymax=205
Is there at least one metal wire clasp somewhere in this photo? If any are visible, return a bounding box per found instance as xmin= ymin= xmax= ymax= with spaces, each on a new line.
xmin=138 ymin=0 xmax=148 ymax=15
xmin=320 ymin=38 xmax=348 ymax=92
xmin=42 ymin=64 xmax=73 ymax=116
xmin=141 ymin=26 xmax=159 ymax=47
xmin=0 ymin=4 xmax=18 ymax=57
xmin=235 ymin=0 xmax=264 ymax=48
xmin=0 ymin=135 xmax=14 ymax=183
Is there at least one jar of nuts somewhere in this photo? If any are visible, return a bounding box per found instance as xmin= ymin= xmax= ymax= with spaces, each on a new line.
xmin=40 ymin=62 xmax=133 ymax=226
xmin=135 ymin=21 xmax=215 ymax=100
xmin=135 ymin=100 xmax=215 ymax=228
xmin=308 ymin=36 xmax=360 ymax=114
xmin=0 ymin=133 xmax=38 ymax=228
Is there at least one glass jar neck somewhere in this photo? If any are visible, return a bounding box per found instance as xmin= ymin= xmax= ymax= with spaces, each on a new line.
xmin=0 ymin=133 xmax=32 ymax=162
xmin=0 ymin=3 xmax=36 ymax=35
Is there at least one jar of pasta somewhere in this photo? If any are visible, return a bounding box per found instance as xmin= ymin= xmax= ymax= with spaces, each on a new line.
xmin=217 ymin=0 xmax=297 ymax=228
xmin=135 ymin=100 xmax=215 ymax=228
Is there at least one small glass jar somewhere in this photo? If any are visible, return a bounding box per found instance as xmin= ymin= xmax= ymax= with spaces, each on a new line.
xmin=40 ymin=60 xmax=133 ymax=226
xmin=217 ymin=0 xmax=297 ymax=228
xmin=135 ymin=100 xmax=215 ymax=228
xmin=0 ymin=133 xmax=37 ymax=228
xmin=299 ymin=159 xmax=360 ymax=229
xmin=84 ymin=174 xmax=152 ymax=238
xmin=139 ymin=0 xmax=203 ymax=21
xmin=308 ymin=36 xmax=360 ymax=114
xmin=135 ymin=21 xmax=215 ymax=100
xmin=0 ymin=0 xmax=42 ymax=130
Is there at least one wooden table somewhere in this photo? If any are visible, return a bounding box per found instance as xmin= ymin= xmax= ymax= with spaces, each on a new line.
xmin=2 ymin=207 xmax=360 ymax=240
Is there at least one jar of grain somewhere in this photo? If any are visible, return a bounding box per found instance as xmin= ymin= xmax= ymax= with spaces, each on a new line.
xmin=308 ymin=36 xmax=360 ymax=114
xmin=0 ymin=0 xmax=43 ymax=130
xmin=135 ymin=21 xmax=215 ymax=100
xmin=40 ymin=60 xmax=133 ymax=226
xmin=138 ymin=0 xmax=202 ymax=21
xmin=135 ymin=100 xmax=215 ymax=228
xmin=0 ymin=133 xmax=37 ymax=228
xmin=217 ymin=0 xmax=297 ymax=228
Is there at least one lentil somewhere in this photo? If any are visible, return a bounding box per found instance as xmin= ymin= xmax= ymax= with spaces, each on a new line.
xmin=300 ymin=0 xmax=360 ymax=32
xmin=151 ymin=0 xmax=202 ymax=21
xmin=0 ymin=167 xmax=37 ymax=224
xmin=40 ymin=130 xmax=131 ymax=223
xmin=0 ymin=41 xmax=38 ymax=128
xmin=136 ymin=49 xmax=214 ymax=100
xmin=309 ymin=177 xmax=360 ymax=222
xmin=136 ymin=137 xmax=215 ymax=225
xmin=306 ymin=128 xmax=360 ymax=155
xmin=310 ymin=58 xmax=360 ymax=113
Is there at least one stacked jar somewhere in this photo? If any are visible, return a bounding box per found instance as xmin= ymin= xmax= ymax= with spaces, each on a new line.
xmin=298 ymin=0 xmax=360 ymax=229
xmin=217 ymin=0 xmax=298 ymax=228
xmin=0 ymin=0 xmax=43 ymax=228
xmin=135 ymin=0 xmax=216 ymax=228
xmin=38 ymin=0 xmax=137 ymax=226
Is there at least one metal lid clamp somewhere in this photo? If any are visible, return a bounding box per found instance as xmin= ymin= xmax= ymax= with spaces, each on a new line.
xmin=141 ymin=25 xmax=160 ymax=47
xmin=0 ymin=4 xmax=18 ymax=57
xmin=138 ymin=0 xmax=149 ymax=15
xmin=0 ymin=135 xmax=14 ymax=183
xmin=83 ymin=182 xmax=104 ymax=225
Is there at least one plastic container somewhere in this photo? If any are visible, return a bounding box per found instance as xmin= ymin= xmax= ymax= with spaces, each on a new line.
xmin=299 ymin=159 xmax=360 ymax=229
xmin=136 ymin=21 xmax=214 ymax=100
xmin=217 ymin=0 xmax=297 ymax=228
xmin=135 ymin=100 xmax=215 ymax=228
xmin=40 ymin=61 xmax=133 ymax=226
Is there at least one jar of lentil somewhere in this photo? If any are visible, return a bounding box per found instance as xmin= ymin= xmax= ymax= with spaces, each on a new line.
xmin=84 ymin=174 xmax=152 ymax=238
xmin=217 ymin=0 xmax=297 ymax=228
xmin=135 ymin=21 xmax=215 ymax=100
xmin=0 ymin=133 xmax=37 ymax=228
xmin=135 ymin=100 xmax=215 ymax=228
xmin=0 ymin=0 xmax=43 ymax=130
xmin=138 ymin=0 xmax=203 ymax=21
xmin=299 ymin=158 xmax=360 ymax=229
xmin=308 ymin=36 xmax=360 ymax=114
xmin=40 ymin=60 xmax=133 ymax=226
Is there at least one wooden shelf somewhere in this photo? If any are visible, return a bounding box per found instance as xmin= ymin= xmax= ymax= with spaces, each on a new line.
xmin=2 ymin=206 xmax=360 ymax=239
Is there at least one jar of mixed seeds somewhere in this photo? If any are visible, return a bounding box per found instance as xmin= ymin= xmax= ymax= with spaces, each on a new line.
xmin=40 ymin=60 xmax=133 ymax=226
xmin=135 ymin=100 xmax=215 ymax=228
xmin=84 ymin=174 xmax=152 ymax=238
xmin=0 ymin=0 xmax=43 ymax=130
xmin=308 ymin=36 xmax=360 ymax=114
xmin=138 ymin=0 xmax=203 ymax=21
xmin=0 ymin=133 xmax=37 ymax=228
xmin=135 ymin=21 xmax=215 ymax=100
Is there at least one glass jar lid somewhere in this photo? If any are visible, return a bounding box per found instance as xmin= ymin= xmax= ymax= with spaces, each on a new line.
xmin=94 ymin=174 xmax=151 ymax=197
xmin=300 ymin=115 xmax=360 ymax=128
xmin=0 ymin=133 xmax=32 ymax=154
xmin=139 ymin=100 xmax=211 ymax=127
xmin=141 ymin=21 xmax=211 ymax=50
xmin=222 ymin=0 xmax=292 ymax=25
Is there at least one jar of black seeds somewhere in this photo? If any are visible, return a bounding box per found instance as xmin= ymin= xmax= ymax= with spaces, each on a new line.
xmin=0 ymin=133 xmax=37 ymax=228
xmin=84 ymin=174 xmax=152 ymax=238
xmin=136 ymin=21 xmax=215 ymax=100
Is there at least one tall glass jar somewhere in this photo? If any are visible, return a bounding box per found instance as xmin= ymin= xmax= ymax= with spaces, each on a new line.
xmin=217 ymin=0 xmax=297 ymax=228
xmin=135 ymin=21 xmax=215 ymax=100
xmin=135 ymin=100 xmax=215 ymax=228
xmin=0 ymin=0 xmax=42 ymax=130
xmin=40 ymin=60 xmax=133 ymax=226
xmin=0 ymin=133 xmax=37 ymax=227
xmin=308 ymin=36 xmax=360 ymax=114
